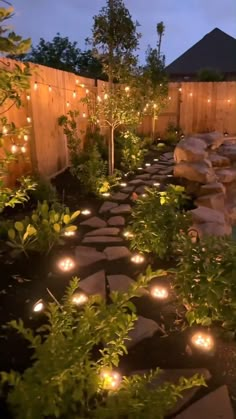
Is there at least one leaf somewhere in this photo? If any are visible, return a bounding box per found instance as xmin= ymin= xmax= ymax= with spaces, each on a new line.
xmin=31 ymin=214 xmax=39 ymax=222
xmin=26 ymin=225 xmax=37 ymax=236
xmin=185 ymin=311 xmax=196 ymax=326
xmin=53 ymin=223 xmax=61 ymax=233
xmin=8 ymin=228 xmax=15 ymax=240
xmin=14 ymin=221 xmax=24 ymax=232
xmin=70 ymin=210 xmax=80 ymax=220
xmin=63 ymin=214 xmax=71 ymax=224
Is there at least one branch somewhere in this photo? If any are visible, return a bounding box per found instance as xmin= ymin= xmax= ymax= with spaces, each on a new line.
xmin=0 ymin=100 xmax=17 ymax=115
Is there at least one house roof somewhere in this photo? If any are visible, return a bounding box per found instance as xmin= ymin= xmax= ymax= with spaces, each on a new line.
xmin=166 ymin=28 xmax=236 ymax=75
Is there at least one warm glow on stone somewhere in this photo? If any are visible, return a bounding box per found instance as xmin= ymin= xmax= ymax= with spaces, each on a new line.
xmin=131 ymin=254 xmax=145 ymax=264
xmin=58 ymin=257 xmax=75 ymax=272
xmin=191 ymin=332 xmax=214 ymax=351
xmin=150 ymin=286 xmax=168 ymax=300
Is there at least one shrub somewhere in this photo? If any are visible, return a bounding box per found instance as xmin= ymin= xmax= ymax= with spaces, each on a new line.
xmin=129 ymin=185 xmax=191 ymax=259
xmin=164 ymin=123 xmax=182 ymax=144
xmin=0 ymin=271 xmax=205 ymax=419
xmin=4 ymin=201 xmax=80 ymax=256
xmin=30 ymin=175 xmax=57 ymax=203
xmin=197 ymin=68 xmax=224 ymax=82
xmin=117 ymin=131 xmax=147 ymax=172
xmin=174 ymin=235 xmax=236 ymax=329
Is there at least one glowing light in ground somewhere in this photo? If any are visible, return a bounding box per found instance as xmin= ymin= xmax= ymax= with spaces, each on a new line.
xmin=120 ymin=182 xmax=127 ymax=187
xmin=100 ymin=369 xmax=122 ymax=390
xmin=131 ymin=254 xmax=145 ymax=264
xmin=154 ymin=182 xmax=160 ymax=187
xmin=33 ymin=300 xmax=44 ymax=312
xmin=101 ymin=192 xmax=110 ymax=197
xmin=81 ymin=209 xmax=91 ymax=216
xmin=64 ymin=231 xmax=76 ymax=237
xmin=72 ymin=292 xmax=88 ymax=306
xmin=123 ymin=231 xmax=134 ymax=239
xmin=191 ymin=332 xmax=214 ymax=351
xmin=150 ymin=286 xmax=168 ymax=300
xmin=58 ymin=257 xmax=75 ymax=272
xmin=145 ymin=163 xmax=151 ymax=167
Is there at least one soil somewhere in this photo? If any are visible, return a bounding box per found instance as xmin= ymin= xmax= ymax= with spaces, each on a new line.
xmin=1 ymin=146 xmax=236 ymax=418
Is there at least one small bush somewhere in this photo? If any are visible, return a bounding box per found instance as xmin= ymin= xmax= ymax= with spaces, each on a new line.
xmin=164 ymin=123 xmax=182 ymax=145
xmin=0 ymin=271 xmax=205 ymax=419
xmin=197 ymin=68 xmax=224 ymax=82
xmin=129 ymin=185 xmax=191 ymax=259
xmin=117 ymin=131 xmax=147 ymax=172
xmin=3 ymin=201 xmax=80 ymax=256
xmin=30 ymin=175 xmax=57 ymax=203
xmin=174 ymin=235 xmax=236 ymax=329
xmin=0 ymin=176 xmax=37 ymax=213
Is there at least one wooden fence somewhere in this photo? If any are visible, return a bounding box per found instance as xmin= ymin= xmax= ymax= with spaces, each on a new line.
xmin=1 ymin=58 xmax=236 ymax=182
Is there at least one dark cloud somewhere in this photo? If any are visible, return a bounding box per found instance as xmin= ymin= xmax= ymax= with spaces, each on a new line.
xmin=11 ymin=0 xmax=236 ymax=64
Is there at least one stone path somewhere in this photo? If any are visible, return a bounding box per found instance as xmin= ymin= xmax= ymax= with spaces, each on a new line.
xmin=71 ymin=150 xmax=233 ymax=417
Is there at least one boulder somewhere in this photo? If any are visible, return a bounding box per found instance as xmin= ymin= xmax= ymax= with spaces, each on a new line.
xmin=216 ymin=168 xmax=236 ymax=183
xmin=195 ymin=192 xmax=225 ymax=212
xmin=219 ymin=144 xmax=236 ymax=162
xmin=174 ymin=385 xmax=234 ymax=419
xmin=174 ymin=137 xmax=208 ymax=163
xmin=199 ymin=182 xmax=226 ymax=196
xmin=208 ymin=152 xmax=230 ymax=167
xmin=196 ymin=131 xmax=225 ymax=150
xmin=191 ymin=222 xmax=232 ymax=237
xmin=190 ymin=206 xmax=225 ymax=224
xmin=174 ymin=161 xmax=216 ymax=184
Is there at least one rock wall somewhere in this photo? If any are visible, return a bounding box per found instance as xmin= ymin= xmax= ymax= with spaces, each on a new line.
xmin=174 ymin=132 xmax=236 ymax=237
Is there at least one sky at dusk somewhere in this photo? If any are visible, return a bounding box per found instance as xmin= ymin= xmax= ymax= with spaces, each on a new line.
xmin=11 ymin=0 xmax=236 ymax=64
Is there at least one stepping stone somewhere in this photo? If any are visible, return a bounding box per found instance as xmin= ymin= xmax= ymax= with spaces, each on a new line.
xmin=82 ymin=236 xmax=123 ymax=244
xmin=135 ymin=185 xmax=148 ymax=195
xmin=79 ymin=270 xmax=106 ymax=298
xmin=151 ymin=174 xmax=166 ymax=180
xmin=175 ymin=385 xmax=234 ymax=419
xmin=122 ymin=186 xmax=134 ymax=193
xmin=107 ymin=216 xmax=125 ymax=226
xmin=85 ymin=227 xmax=120 ymax=237
xmin=144 ymin=166 xmax=160 ymax=174
xmin=104 ymin=246 xmax=131 ymax=261
xmin=75 ymin=246 xmax=106 ymax=268
xmin=129 ymin=179 xmax=145 ymax=185
xmin=136 ymin=174 xmax=151 ymax=180
xmin=143 ymin=180 xmax=157 ymax=186
xmin=99 ymin=201 xmax=118 ymax=214
xmin=110 ymin=204 xmax=132 ymax=214
xmin=163 ymin=152 xmax=174 ymax=159
xmin=80 ymin=216 xmax=107 ymax=228
xmin=111 ymin=192 xmax=129 ymax=201
xmin=216 ymin=168 xmax=236 ymax=183
xmin=107 ymin=274 xmax=147 ymax=294
xmin=127 ymin=316 xmax=159 ymax=348
xmin=159 ymin=167 xmax=174 ymax=175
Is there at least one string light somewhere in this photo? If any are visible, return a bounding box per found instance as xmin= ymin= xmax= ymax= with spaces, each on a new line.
xmin=21 ymin=146 xmax=26 ymax=153
xmin=207 ymin=99 xmax=211 ymax=103
xmin=26 ymin=95 xmax=30 ymax=101
xmin=2 ymin=126 xmax=8 ymax=134
xmin=66 ymin=101 xmax=70 ymax=107
xmin=80 ymin=83 xmax=85 ymax=88
xmin=34 ymin=82 xmax=38 ymax=90
xmin=153 ymin=104 xmax=157 ymax=109
xmin=97 ymin=95 xmax=102 ymax=102
xmin=189 ymin=92 xmax=193 ymax=97
xmin=27 ymin=116 xmax=31 ymax=123
xmin=24 ymin=134 xmax=28 ymax=141
xmin=227 ymin=99 xmax=231 ymax=103
xmin=169 ymin=96 xmax=171 ymax=100
xmin=85 ymin=89 xmax=89 ymax=94
xmin=73 ymin=91 xmax=76 ymax=98
xmin=48 ymin=85 xmax=52 ymax=92
xmin=11 ymin=145 xmax=18 ymax=153
xmin=125 ymin=86 xmax=130 ymax=92
xmin=178 ymin=87 xmax=182 ymax=92
xmin=104 ymin=93 xmax=108 ymax=100
xmin=82 ymin=112 xmax=86 ymax=118
xmin=75 ymin=79 xmax=79 ymax=85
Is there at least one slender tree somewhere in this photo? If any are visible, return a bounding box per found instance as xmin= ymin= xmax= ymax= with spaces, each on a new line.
xmin=157 ymin=21 xmax=165 ymax=58
xmin=91 ymin=0 xmax=140 ymax=174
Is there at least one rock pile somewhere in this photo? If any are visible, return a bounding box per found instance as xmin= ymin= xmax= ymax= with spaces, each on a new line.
xmin=174 ymin=132 xmax=236 ymax=237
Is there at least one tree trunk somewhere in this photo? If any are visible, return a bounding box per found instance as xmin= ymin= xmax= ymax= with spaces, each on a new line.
xmin=108 ymin=126 xmax=115 ymax=175
xmin=152 ymin=111 xmax=155 ymax=140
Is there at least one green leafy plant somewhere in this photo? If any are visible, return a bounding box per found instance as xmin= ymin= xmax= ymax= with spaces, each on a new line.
xmin=174 ymin=235 xmax=236 ymax=329
xmin=117 ymin=130 xmax=147 ymax=172
xmin=197 ymin=67 xmax=224 ymax=82
xmin=58 ymin=110 xmax=81 ymax=169
xmin=4 ymin=201 xmax=80 ymax=256
xmin=0 ymin=270 xmax=205 ymax=419
xmin=164 ymin=123 xmax=182 ymax=144
xmin=0 ymin=176 xmax=37 ymax=213
xmin=30 ymin=175 xmax=58 ymax=203
xmin=129 ymin=185 xmax=191 ymax=259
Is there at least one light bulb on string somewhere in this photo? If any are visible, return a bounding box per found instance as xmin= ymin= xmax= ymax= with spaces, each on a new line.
xmin=26 ymin=95 xmax=30 ymax=101
xmin=125 ymin=86 xmax=130 ymax=92
xmin=21 ymin=146 xmax=26 ymax=153
xmin=80 ymin=83 xmax=85 ymax=88
xmin=178 ymin=87 xmax=182 ymax=92
xmin=207 ymin=99 xmax=211 ymax=103
xmin=24 ymin=134 xmax=28 ymax=141
xmin=97 ymin=95 xmax=102 ymax=102
xmin=189 ymin=92 xmax=193 ymax=97
xmin=227 ymin=99 xmax=231 ymax=103
xmin=48 ymin=85 xmax=52 ymax=92
xmin=27 ymin=116 xmax=31 ymax=123
xmin=82 ymin=112 xmax=86 ymax=118
xmin=73 ymin=91 xmax=76 ymax=98
xmin=2 ymin=126 xmax=8 ymax=135
xmin=34 ymin=82 xmax=38 ymax=90
xmin=169 ymin=96 xmax=171 ymax=100
xmin=66 ymin=101 xmax=70 ymax=107
xmin=11 ymin=144 xmax=18 ymax=153
xmin=75 ymin=79 xmax=79 ymax=85
xmin=85 ymin=89 xmax=89 ymax=94
xmin=104 ymin=93 xmax=108 ymax=100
